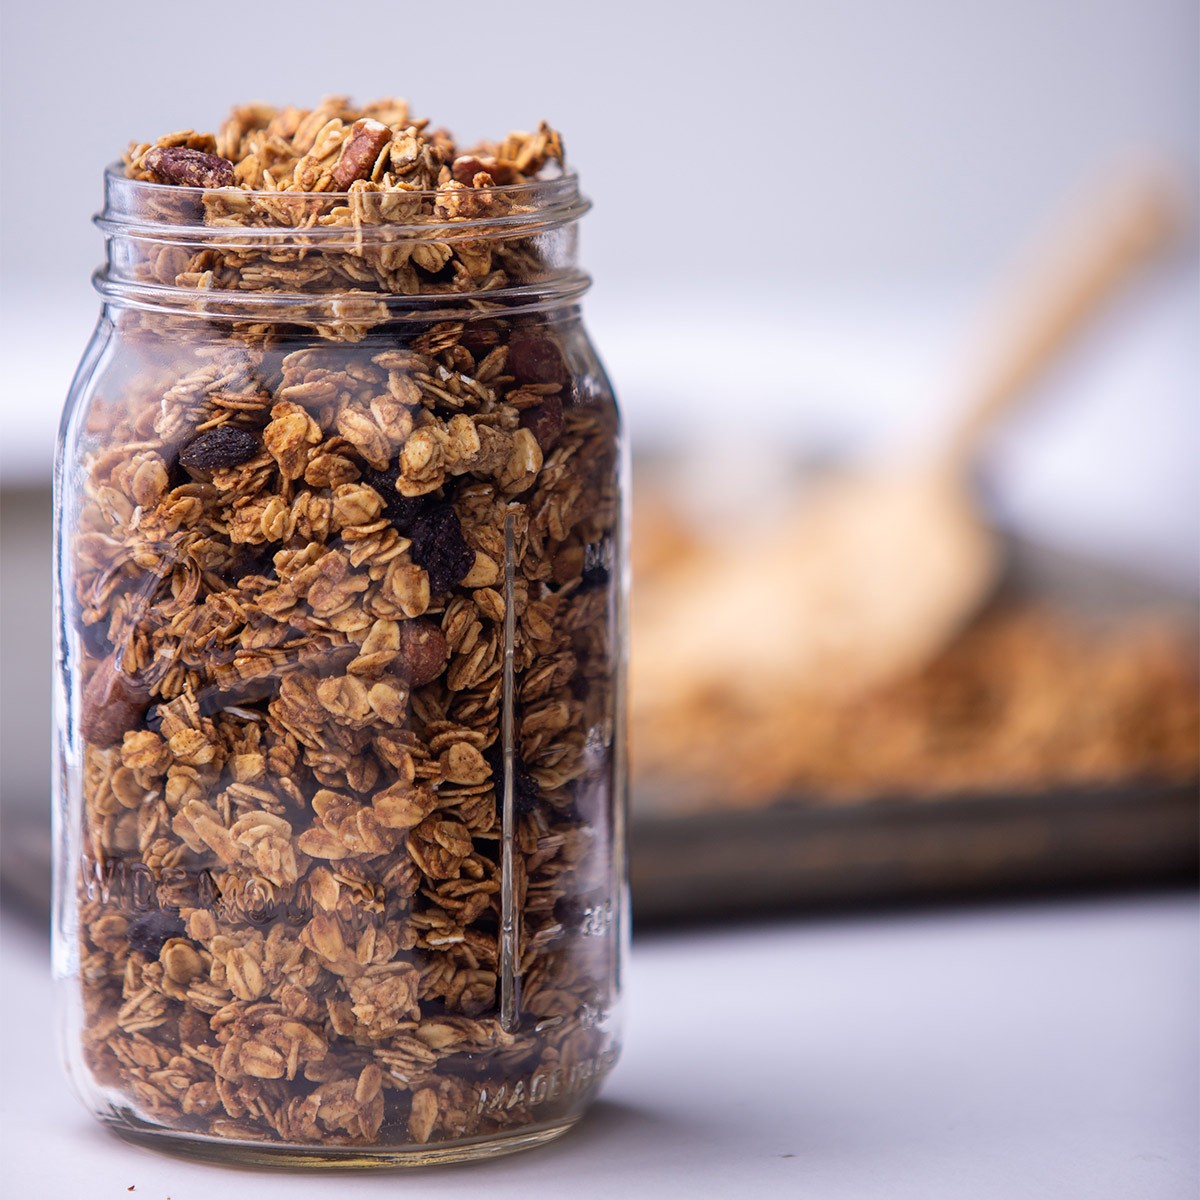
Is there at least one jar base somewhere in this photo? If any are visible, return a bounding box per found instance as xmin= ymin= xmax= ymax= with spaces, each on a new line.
xmin=103 ymin=1109 xmax=580 ymax=1169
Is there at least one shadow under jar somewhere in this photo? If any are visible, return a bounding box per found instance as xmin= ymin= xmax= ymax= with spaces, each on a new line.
xmin=52 ymin=166 xmax=628 ymax=1166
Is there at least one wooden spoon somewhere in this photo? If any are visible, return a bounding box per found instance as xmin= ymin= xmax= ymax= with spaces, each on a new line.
xmin=633 ymin=166 xmax=1179 ymax=713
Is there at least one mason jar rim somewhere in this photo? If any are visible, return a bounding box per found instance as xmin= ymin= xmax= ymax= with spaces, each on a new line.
xmin=92 ymin=163 xmax=593 ymax=320
xmin=96 ymin=163 xmax=591 ymax=241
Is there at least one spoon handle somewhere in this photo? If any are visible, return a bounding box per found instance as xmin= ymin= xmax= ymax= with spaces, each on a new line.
xmin=944 ymin=164 xmax=1180 ymax=469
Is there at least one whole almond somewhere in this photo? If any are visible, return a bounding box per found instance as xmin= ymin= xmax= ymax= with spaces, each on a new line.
xmin=397 ymin=619 xmax=449 ymax=687
xmin=80 ymin=654 xmax=150 ymax=747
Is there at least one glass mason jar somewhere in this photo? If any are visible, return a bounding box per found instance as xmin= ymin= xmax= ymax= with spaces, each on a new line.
xmin=52 ymin=164 xmax=627 ymax=1166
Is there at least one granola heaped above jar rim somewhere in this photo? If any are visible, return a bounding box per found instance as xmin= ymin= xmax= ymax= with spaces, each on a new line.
xmin=106 ymin=99 xmax=589 ymax=332
xmin=124 ymin=97 xmax=566 ymax=199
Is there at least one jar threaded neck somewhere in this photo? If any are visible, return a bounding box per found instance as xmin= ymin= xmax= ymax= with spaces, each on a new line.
xmin=95 ymin=167 xmax=592 ymax=329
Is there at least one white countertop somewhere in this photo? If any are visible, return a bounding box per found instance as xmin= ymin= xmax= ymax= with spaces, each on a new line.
xmin=4 ymin=897 xmax=1195 ymax=1195
xmin=2 ymin=893 xmax=1196 ymax=1199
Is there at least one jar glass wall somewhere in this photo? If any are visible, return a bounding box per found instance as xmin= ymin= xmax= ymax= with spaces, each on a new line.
xmin=52 ymin=164 xmax=627 ymax=1166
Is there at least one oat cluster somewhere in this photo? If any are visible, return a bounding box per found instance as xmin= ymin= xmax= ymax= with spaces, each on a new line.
xmin=70 ymin=100 xmax=621 ymax=1153
xmin=127 ymin=97 xmax=563 ymax=196
xmin=120 ymin=99 xmax=571 ymax=330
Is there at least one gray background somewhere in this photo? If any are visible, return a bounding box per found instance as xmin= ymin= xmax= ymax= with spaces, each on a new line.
xmin=1 ymin=0 xmax=1197 ymax=825
xmin=2 ymin=0 xmax=1197 ymax=289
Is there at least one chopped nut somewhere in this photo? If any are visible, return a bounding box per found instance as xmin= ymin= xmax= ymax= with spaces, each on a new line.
xmin=520 ymin=396 xmax=565 ymax=451
xmin=331 ymin=119 xmax=392 ymax=189
xmin=142 ymin=146 xmax=235 ymax=188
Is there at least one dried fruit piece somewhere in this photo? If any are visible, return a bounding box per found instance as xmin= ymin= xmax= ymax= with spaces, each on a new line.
xmin=142 ymin=146 xmax=235 ymax=189
xmin=179 ymin=426 xmax=262 ymax=471
xmin=580 ymin=561 xmax=610 ymax=593
xmin=126 ymin=912 xmax=187 ymax=957
xmin=331 ymin=119 xmax=392 ymax=189
xmin=408 ymin=504 xmax=475 ymax=594
xmin=361 ymin=463 xmax=428 ymax=529
xmin=507 ymin=331 xmax=567 ymax=386
xmin=483 ymin=743 xmax=543 ymax=815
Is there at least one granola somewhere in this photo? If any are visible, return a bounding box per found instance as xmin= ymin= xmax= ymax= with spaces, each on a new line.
xmin=60 ymin=99 xmax=623 ymax=1157
xmin=117 ymin=97 xmax=573 ymax=341
xmin=632 ymin=488 xmax=1199 ymax=810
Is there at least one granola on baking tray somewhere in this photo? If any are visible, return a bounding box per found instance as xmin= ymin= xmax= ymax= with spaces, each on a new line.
xmin=60 ymin=98 xmax=623 ymax=1155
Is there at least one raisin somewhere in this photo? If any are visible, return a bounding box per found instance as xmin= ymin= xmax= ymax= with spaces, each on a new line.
xmin=126 ymin=912 xmax=186 ymax=957
xmin=179 ymin=426 xmax=261 ymax=471
xmin=227 ymin=546 xmax=276 ymax=584
xmin=361 ymin=463 xmax=429 ymax=530
xmin=507 ymin=331 xmax=567 ymax=386
xmin=483 ymin=743 xmax=543 ymax=816
xmin=459 ymin=322 xmax=503 ymax=355
xmin=553 ymin=896 xmax=587 ymax=931
xmin=579 ymin=562 xmax=610 ymax=593
xmin=409 ymin=504 xmax=475 ymax=594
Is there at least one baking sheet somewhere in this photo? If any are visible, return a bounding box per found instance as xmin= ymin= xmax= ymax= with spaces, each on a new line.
xmin=630 ymin=781 xmax=1197 ymax=923
xmin=628 ymin=537 xmax=1198 ymax=923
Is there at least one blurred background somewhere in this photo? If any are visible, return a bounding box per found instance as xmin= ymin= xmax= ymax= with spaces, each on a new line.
xmin=1 ymin=0 xmax=1197 ymax=922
